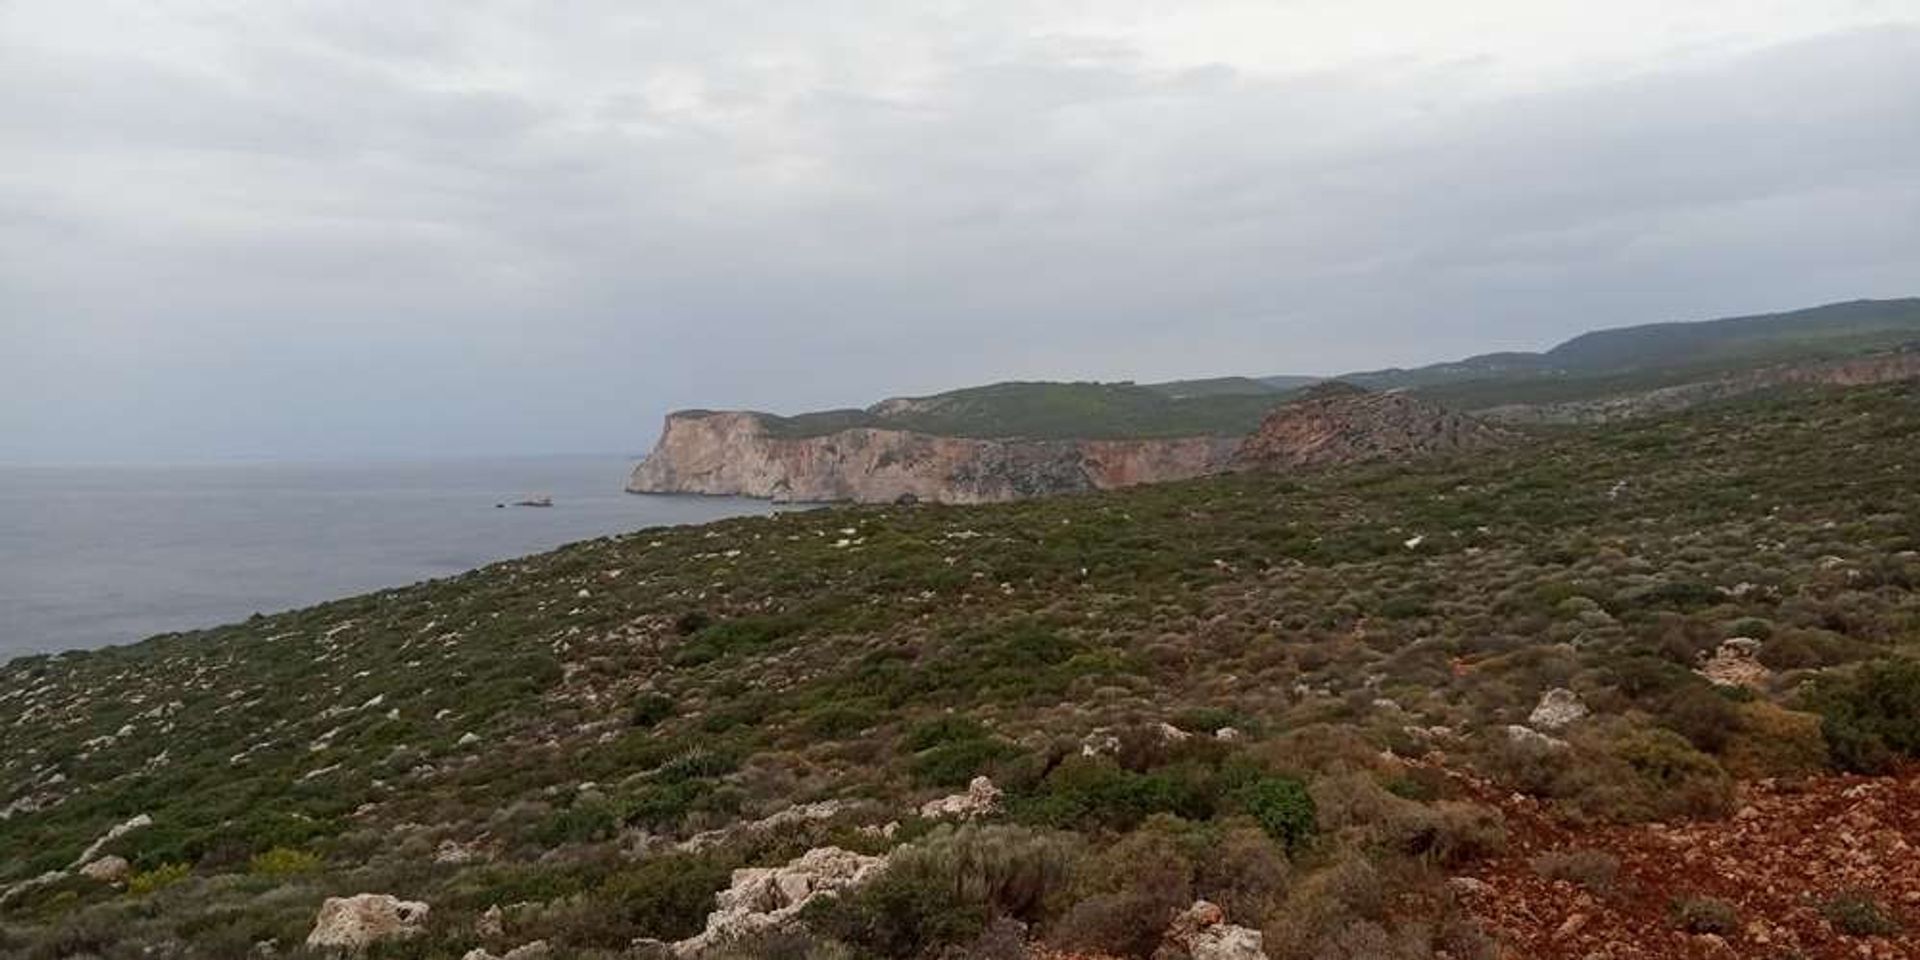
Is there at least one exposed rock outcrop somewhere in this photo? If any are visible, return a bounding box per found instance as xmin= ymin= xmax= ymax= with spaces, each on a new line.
xmin=627 ymin=411 xmax=1237 ymax=504
xmin=3 ymin=812 xmax=152 ymax=905
xmin=1528 ymin=688 xmax=1589 ymax=732
xmin=72 ymin=813 xmax=150 ymax=868
xmin=1698 ymin=638 xmax=1769 ymax=689
xmin=671 ymin=846 xmax=887 ymax=955
xmin=676 ymin=798 xmax=859 ymax=853
xmin=1162 ymin=900 xmax=1268 ymax=960
xmin=1232 ymin=383 xmax=1506 ymax=471
xmin=918 ymin=776 xmax=1003 ymax=820
xmin=306 ymin=894 xmax=430 ymax=951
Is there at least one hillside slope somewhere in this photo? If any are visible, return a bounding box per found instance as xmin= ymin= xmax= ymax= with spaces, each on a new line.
xmin=639 ymin=299 xmax=1920 ymax=453
xmin=1343 ymin=297 xmax=1920 ymax=404
xmin=6 ymin=381 xmax=1920 ymax=958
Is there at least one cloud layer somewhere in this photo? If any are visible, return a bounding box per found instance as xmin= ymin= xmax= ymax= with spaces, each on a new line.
xmin=4 ymin=2 xmax=1918 ymax=460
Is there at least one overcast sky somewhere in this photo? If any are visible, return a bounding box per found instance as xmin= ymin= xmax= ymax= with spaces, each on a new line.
xmin=4 ymin=1 xmax=1918 ymax=462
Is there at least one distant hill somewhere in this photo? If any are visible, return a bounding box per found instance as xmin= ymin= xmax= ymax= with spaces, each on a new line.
xmin=1338 ymin=298 xmax=1920 ymax=408
xmin=689 ymin=297 xmax=1920 ymax=440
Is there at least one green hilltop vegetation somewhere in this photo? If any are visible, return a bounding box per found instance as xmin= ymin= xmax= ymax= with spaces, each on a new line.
xmin=736 ymin=298 xmax=1920 ymax=441
xmin=749 ymin=381 xmax=1283 ymax=441
xmin=4 ymin=380 xmax=1920 ymax=958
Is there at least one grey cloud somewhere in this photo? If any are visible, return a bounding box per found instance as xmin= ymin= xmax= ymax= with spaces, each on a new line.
xmin=2 ymin=5 xmax=1918 ymax=461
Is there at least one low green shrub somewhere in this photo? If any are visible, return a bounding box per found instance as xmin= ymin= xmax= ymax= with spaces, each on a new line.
xmin=1670 ymin=896 xmax=1738 ymax=934
xmin=1803 ymin=659 xmax=1920 ymax=773
xmin=586 ymin=854 xmax=732 ymax=945
xmin=1237 ymin=776 xmax=1317 ymax=854
xmin=1822 ymin=889 xmax=1901 ymax=937
xmin=629 ymin=693 xmax=676 ymax=728
xmin=128 ymin=862 xmax=192 ymax=896
xmin=1011 ymin=757 xmax=1216 ymax=831
xmin=904 ymin=716 xmax=990 ymax=752
xmin=910 ymin=738 xmax=1018 ymax=788
xmin=1529 ymin=848 xmax=1619 ymax=893
xmin=805 ymin=825 xmax=1077 ymax=958
xmin=247 ymin=847 xmax=321 ymax=876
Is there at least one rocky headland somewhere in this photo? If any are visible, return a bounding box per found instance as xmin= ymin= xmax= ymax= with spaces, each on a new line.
xmin=626 ymin=410 xmax=1239 ymax=503
xmin=1232 ymin=381 xmax=1509 ymax=471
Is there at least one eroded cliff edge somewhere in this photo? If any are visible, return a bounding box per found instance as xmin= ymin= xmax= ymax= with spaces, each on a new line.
xmin=626 ymin=411 xmax=1238 ymax=504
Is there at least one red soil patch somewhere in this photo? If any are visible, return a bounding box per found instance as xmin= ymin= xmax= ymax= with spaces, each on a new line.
xmin=1449 ymin=767 xmax=1920 ymax=959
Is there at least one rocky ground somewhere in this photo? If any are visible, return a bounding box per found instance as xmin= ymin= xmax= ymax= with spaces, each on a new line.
xmin=1452 ymin=766 xmax=1919 ymax=960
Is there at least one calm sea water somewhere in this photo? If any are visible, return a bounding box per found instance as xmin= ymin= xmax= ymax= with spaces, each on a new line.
xmin=0 ymin=457 xmax=779 ymax=660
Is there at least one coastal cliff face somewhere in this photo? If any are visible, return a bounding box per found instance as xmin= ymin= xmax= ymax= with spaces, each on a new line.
xmin=627 ymin=412 xmax=1238 ymax=503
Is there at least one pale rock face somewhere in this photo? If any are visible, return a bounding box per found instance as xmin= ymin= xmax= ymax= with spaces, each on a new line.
xmin=918 ymin=776 xmax=1003 ymax=820
xmin=627 ymin=411 xmax=1237 ymax=504
xmin=71 ymin=813 xmax=151 ymax=868
xmin=1528 ymin=688 xmax=1588 ymax=732
xmin=1163 ymin=900 xmax=1269 ymax=960
xmin=78 ymin=855 xmax=130 ymax=883
xmin=672 ymin=847 xmax=887 ymax=955
xmin=1505 ymin=724 xmax=1570 ymax=751
xmin=305 ymin=894 xmax=430 ymax=950
xmin=1080 ymin=731 xmax=1121 ymax=757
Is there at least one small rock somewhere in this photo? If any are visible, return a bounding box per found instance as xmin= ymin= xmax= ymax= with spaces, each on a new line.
xmin=434 ymin=839 xmax=486 ymax=865
xmin=457 ymin=732 xmax=481 ymax=747
xmin=475 ymin=904 xmax=504 ymax=939
xmin=462 ymin=942 xmax=551 ymax=960
xmin=918 ymin=776 xmax=1003 ymax=820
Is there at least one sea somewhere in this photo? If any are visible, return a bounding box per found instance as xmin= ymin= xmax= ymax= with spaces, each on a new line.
xmin=0 ymin=457 xmax=782 ymax=661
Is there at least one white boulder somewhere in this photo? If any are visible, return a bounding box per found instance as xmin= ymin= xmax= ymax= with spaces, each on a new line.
xmin=306 ymin=893 xmax=430 ymax=950
xmin=78 ymin=855 xmax=131 ymax=883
